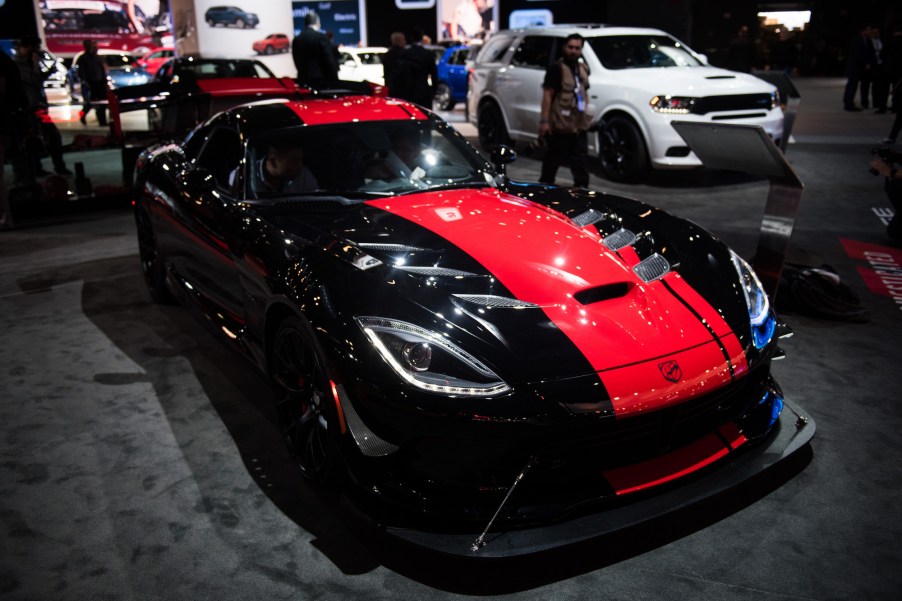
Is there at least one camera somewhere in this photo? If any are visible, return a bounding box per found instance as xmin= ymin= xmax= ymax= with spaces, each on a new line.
xmin=869 ymin=146 xmax=902 ymax=175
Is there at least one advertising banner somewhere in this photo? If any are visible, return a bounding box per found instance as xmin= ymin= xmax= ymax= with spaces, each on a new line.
xmin=291 ymin=1 xmax=365 ymax=47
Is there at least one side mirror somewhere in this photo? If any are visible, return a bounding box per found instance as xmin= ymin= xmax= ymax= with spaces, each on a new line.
xmin=490 ymin=144 xmax=517 ymax=177
xmin=178 ymin=167 xmax=216 ymax=195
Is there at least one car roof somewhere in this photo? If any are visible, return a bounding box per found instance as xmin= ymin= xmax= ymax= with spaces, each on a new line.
xmin=495 ymin=24 xmax=671 ymax=37
xmin=232 ymin=96 xmax=431 ymax=133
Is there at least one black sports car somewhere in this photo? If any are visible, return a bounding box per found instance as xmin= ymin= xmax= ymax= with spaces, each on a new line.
xmin=132 ymin=96 xmax=814 ymax=556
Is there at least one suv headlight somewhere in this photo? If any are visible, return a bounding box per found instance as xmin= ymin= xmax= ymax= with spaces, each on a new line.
xmin=770 ymin=90 xmax=780 ymax=109
xmin=650 ymin=95 xmax=696 ymax=114
xmin=356 ymin=316 xmax=510 ymax=397
xmin=729 ymin=251 xmax=775 ymax=349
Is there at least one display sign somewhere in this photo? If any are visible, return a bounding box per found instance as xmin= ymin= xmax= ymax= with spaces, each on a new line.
xmin=292 ymin=1 xmax=365 ymax=47
xmin=438 ymin=0 xmax=496 ymax=42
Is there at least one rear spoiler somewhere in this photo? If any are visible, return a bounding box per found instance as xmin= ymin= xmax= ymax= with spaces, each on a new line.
xmin=109 ymin=77 xmax=386 ymax=145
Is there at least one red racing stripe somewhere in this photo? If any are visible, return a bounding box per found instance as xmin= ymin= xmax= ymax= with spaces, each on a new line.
xmin=367 ymin=190 xmax=740 ymax=414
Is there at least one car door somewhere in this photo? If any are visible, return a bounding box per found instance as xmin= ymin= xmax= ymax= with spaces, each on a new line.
xmin=174 ymin=119 xmax=246 ymax=320
xmin=495 ymin=35 xmax=561 ymax=140
xmin=446 ymin=47 xmax=469 ymax=100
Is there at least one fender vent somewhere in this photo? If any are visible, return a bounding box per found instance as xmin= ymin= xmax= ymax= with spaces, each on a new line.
xmin=574 ymin=283 xmax=631 ymax=305
xmin=358 ymin=243 xmax=430 ymax=252
xmin=633 ymin=253 xmax=670 ymax=282
xmin=602 ymin=228 xmax=637 ymax=251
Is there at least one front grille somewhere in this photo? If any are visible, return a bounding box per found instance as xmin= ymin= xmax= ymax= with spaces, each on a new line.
xmin=691 ymin=94 xmax=774 ymax=115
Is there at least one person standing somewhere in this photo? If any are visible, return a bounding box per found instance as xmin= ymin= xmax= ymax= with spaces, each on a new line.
xmin=393 ymin=27 xmax=437 ymax=108
xmin=1 ymin=49 xmax=27 ymax=229
xmin=13 ymin=35 xmax=71 ymax=177
xmin=292 ymin=12 xmax=339 ymax=84
xmin=74 ymin=39 xmax=107 ymax=125
xmin=843 ymin=26 xmax=873 ymax=112
xmin=382 ymin=31 xmax=406 ymax=96
xmin=538 ymin=33 xmax=591 ymax=188
xmin=725 ymin=25 xmax=756 ymax=73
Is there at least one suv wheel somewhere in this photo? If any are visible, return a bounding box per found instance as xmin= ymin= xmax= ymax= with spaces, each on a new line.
xmin=235 ymin=18 xmax=245 ymax=28
xmin=434 ymin=83 xmax=454 ymax=111
xmin=264 ymin=45 xmax=274 ymax=55
xmin=600 ymin=116 xmax=649 ymax=183
xmin=477 ymin=102 xmax=510 ymax=150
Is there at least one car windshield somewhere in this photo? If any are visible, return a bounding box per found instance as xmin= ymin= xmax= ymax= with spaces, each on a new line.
xmin=244 ymin=118 xmax=497 ymax=200
xmin=103 ymin=54 xmax=138 ymax=68
xmin=587 ymin=35 xmax=703 ymax=70
xmin=167 ymin=59 xmax=275 ymax=80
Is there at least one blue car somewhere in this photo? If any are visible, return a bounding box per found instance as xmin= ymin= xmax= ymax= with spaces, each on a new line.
xmin=434 ymin=45 xmax=470 ymax=111
xmin=205 ymin=5 xmax=259 ymax=29
xmin=69 ymin=50 xmax=152 ymax=103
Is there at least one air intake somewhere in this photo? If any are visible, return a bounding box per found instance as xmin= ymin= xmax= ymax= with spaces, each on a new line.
xmin=602 ymin=228 xmax=637 ymax=251
xmin=574 ymin=283 xmax=631 ymax=305
xmin=633 ymin=253 xmax=670 ymax=282
xmin=396 ymin=266 xmax=478 ymax=277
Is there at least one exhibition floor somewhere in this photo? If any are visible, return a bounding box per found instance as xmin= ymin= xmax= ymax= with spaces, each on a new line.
xmin=1 ymin=78 xmax=900 ymax=600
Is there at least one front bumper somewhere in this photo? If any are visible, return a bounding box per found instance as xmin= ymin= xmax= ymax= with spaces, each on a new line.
xmin=379 ymin=397 xmax=814 ymax=557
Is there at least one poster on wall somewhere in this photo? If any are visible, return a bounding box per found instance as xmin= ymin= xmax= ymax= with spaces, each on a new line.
xmin=291 ymin=1 xmax=365 ymax=47
xmin=438 ymin=0 xmax=496 ymax=43
xmin=194 ymin=0 xmax=294 ymax=59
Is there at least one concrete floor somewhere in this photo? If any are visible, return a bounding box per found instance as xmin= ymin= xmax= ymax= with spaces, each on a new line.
xmin=1 ymin=78 xmax=900 ymax=600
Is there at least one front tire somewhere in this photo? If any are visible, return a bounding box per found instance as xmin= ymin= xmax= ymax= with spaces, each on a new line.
xmin=434 ymin=82 xmax=454 ymax=111
xmin=477 ymin=101 xmax=510 ymax=151
xmin=270 ymin=316 xmax=340 ymax=482
xmin=599 ymin=115 xmax=649 ymax=183
xmin=134 ymin=205 xmax=174 ymax=304
xmin=264 ymin=45 xmax=274 ymax=55
xmin=234 ymin=18 xmax=245 ymax=28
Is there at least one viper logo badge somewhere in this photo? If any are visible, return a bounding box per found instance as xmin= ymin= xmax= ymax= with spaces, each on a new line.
xmin=658 ymin=360 xmax=682 ymax=383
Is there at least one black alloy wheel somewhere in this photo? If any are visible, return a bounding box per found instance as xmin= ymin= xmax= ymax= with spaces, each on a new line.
xmin=270 ymin=316 xmax=339 ymax=482
xmin=435 ymin=82 xmax=454 ymax=111
xmin=477 ymin=101 xmax=510 ymax=151
xmin=599 ymin=115 xmax=649 ymax=183
xmin=134 ymin=206 xmax=174 ymax=304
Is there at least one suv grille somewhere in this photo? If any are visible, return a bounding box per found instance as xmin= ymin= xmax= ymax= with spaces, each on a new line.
xmin=691 ymin=94 xmax=774 ymax=115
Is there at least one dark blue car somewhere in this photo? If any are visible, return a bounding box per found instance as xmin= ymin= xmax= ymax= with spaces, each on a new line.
xmin=434 ymin=45 xmax=470 ymax=110
xmin=204 ymin=5 xmax=259 ymax=29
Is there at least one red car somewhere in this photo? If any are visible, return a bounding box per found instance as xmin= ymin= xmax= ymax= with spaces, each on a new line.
xmin=137 ymin=47 xmax=175 ymax=75
xmin=41 ymin=0 xmax=156 ymax=58
xmin=252 ymin=33 xmax=290 ymax=55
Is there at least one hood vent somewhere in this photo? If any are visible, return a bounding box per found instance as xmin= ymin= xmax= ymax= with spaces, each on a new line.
xmin=705 ymin=75 xmax=736 ymax=79
xmin=633 ymin=253 xmax=670 ymax=282
xmin=396 ymin=266 xmax=479 ymax=277
xmin=453 ymin=294 xmax=539 ymax=309
xmin=358 ymin=243 xmax=430 ymax=252
xmin=602 ymin=228 xmax=637 ymax=251
xmin=571 ymin=208 xmax=607 ymax=227
xmin=574 ymin=283 xmax=631 ymax=305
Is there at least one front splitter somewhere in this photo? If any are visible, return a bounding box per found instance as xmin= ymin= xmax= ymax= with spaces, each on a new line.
xmin=379 ymin=399 xmax=815 ymax=558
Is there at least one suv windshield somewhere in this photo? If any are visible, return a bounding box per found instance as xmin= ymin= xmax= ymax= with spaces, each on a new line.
xmin=587 ymin=35 xmax=702 ymax=70
xmin=244 ymin=119 xmax=496 ymax=199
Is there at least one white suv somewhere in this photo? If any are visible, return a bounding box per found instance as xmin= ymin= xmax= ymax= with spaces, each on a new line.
xmin=467 ymin=25 xmax=784 ymax=182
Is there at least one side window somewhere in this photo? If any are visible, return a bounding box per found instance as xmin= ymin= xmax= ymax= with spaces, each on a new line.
xmin=477 ymin=36 xmax=513 ymax=64
xmin=511 ymin=36 xmax=554 ymax=69
xmin=195 ymin=127 xmax=243 ymax=193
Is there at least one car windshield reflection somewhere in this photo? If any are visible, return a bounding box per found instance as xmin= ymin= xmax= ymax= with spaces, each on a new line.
xmin=244 ymin=119 xmax=497 ymax=200
xmin=588 ymin=35 xmax=703 ymax=70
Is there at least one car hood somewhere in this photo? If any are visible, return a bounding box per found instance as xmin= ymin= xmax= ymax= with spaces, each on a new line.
xmin=274 ymin=186 xmax=752 ymax=408
xmin=608 ymin=66 xmax=775 ymax=96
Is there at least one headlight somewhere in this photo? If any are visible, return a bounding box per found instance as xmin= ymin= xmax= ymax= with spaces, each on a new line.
xmin=770 ymin=90 xmax=780 ymax=109
xmin=730 ymin=251 xmax=775 ymax=349
xmin=650 ymin=95 xmax=696 ymax=114
xmin=356 ymin=316 xmax=510 ymax=397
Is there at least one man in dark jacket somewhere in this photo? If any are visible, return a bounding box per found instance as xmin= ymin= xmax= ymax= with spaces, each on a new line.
xmin=74 ymin=39 xmax=108 ymax=125
xmin=13 ymin=35 xmax=70 ymax=177
xmin=382 ymin=31 xmax=406 ymax=97
xmin=292 ymin=12 xmax=339 ymax=83
xmin=393 ymin=27 xmax=437 ymax=108
xmin=843 ymin=25 xmax=874 ymax=111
